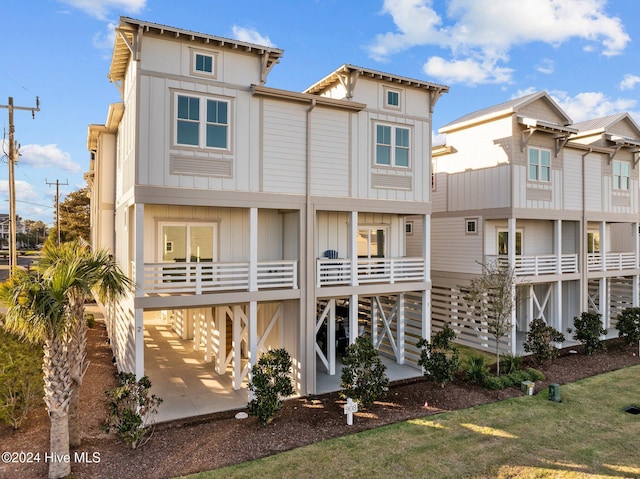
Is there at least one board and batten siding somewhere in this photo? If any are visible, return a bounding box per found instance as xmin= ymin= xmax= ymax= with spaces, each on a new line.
xmin=446 ymin=164 xmax=511 ymax=211
xmin=262 ymin=99 xmax=307 ymax=194
xmin=117 ymin=59 xmax=138 ymax=200
xmin=512 ymin=165 xmax=563 ymax=210
xmin=584 ymin=155 xmax=603 ymax=212
xmin=431 ymin=216 xmax=483 ymax=274
xmin=562 ymin=149 xmax=583 ymax=211
xmin=310 ymin=106 xmax=350 ymax=197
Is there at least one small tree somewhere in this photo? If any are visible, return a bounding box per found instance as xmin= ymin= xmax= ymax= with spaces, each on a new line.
xmin=247 ymin=348 xmax=294 ymax=426
xmin=340 ymin=335 xmax=389 ymax=408
xmin=523 ymin=317 xmax=565 ymax=365
xmin=569 ymin=312 xmax=607 ymax=356
xmin=103 ymin=373 xmax=163 ymax=449
xmin=464 ymin=262 xmax=518 ymax=376
xmin=616 ymin=307 xmax=640 ymax=346
xmin=417 ymin=323 xmax=460 ymax=388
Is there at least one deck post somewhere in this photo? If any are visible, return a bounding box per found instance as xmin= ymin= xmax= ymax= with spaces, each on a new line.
xmin=350 ymin=211 xmax=358 ymax=286
xmin=249 ymin=208 xmax=258 ymax=292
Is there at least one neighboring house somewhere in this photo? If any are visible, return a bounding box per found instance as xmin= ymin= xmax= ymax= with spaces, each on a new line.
xmin=0 ymin=214 xmax=26 ymax=244
xmin=86 ymin=16 xmax=448 ymax=410
xmin=421 ymin=91 xmax=640 ymax=354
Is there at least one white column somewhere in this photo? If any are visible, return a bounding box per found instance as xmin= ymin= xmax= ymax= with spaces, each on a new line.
xmin=600 ymin=221 xmax=607 ymax=272
xmin=555 ymin=281 xmax=562 ymax=332
xmin=634 ymin=222 xmax=639 ymax=307
xmin=397 ymin=293 xmax=405 ymax=364
xmin=193 ymin=309 xmax=201 ymax=352
xmin=134 ymin=308 xmax=145 ymax=379
xmin=133 ymin=203 xmax=145 ymax=379
xmin=508 ymin=217 xmax=517 ymax=355
xmin=422 ymin=289 xmax=431 ymax=342
xmin=232 ymin=305 xmax=242 ymax=390
xmin=600 ymin=278 xmax=609 ymax=329
xmin=216 ymin=307 xmax=226 ymax=374
xmin=204 ymin=308 xmax=213 ymax=363
xmin=328 ymin=300 xmax=336 ymax=376
xmin=555 ymin=220 xmax=562 ymax=274
xmin=249 ymin=207 xmax=258 ymax=292
xmin=350 ymin=211 xmax=358 ymax=286
xmin=248 ymin=301 xmax=258 ymax=369
xmin=349 ymin=294 xmax=358 ymax=345
xmin=422 ymin=215 xmax=430 ymax=282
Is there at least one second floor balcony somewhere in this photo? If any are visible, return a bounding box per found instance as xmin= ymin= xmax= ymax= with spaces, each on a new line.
xmin=139 ymin=260 xmax=298 ymax=295
xmin=487 ymin=254 xmax=578 ymax=277
xmin=316 ymin=257 xmax=425 ymax=287
xmin=587 ymin=252 xmax=637 ymax=272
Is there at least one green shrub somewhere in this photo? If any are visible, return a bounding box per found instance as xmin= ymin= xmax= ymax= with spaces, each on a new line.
xmin=523 ymin=318 xmax=566 ymax=365
xmin=340 ymin=335 xmax=389 ymax=408
xmin=526 ymin=368 xmax=545 ymax=382
xmin=85 ymin=312 xmax=95 ymax=329
xmin=247 ymin=348 xmax=294 ymax=426
xmin=569 ymin=312 xmax=607 ymax=355
xmin=500 ymin=353 xmax=524 ymax=374
xmin=103 ymin=372 xmax=163 ymax=449
xmin=417 ymin=323 xmax=460 ymax=388
xmin=616 ymin=307 xmax=640 ymax=345
xmin=463 ymin=355 xmax=489 ymax=384
xmin=0 ymin=329 xmax=43 ymax=429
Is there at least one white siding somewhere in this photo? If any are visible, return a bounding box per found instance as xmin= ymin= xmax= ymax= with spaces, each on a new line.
xmin=262 ymin=100 xmax=307 ymax=194
xmin=563 ymin=150 xmax=583 ymax=211
xmin=432 ymin=217 xmax=483 ymax=274
xmin=310 ymin=107 xmax=350 ymax=197
xmin=584 ymin=155 xmax=603 ymax=211
xmin=446 ymin=164 xmax=511 ymax=211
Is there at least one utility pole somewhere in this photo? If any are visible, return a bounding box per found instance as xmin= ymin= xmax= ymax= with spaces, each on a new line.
xmin=0 ymin=96 xmax=40 ymax=274
xmin=46 ymin=178 xmax=68 ymax=246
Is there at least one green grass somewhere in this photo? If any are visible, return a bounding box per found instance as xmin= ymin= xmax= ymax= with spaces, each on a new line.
xmin=181 ymin=365 xmax=640 ymax=479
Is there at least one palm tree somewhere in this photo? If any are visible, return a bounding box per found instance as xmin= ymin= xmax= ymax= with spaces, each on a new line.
xmin=37 ymin=241 xmax=133 ymax=447
xmin=0 ymin=266 xmax=80 ymax=479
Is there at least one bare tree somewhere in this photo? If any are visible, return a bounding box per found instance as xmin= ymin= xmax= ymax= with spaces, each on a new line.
xmin=463 ymin=262 xmax=518 ymax=376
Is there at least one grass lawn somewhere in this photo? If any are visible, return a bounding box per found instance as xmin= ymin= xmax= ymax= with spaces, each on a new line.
xmin=182 ymin=365 xmax=640 ymax=479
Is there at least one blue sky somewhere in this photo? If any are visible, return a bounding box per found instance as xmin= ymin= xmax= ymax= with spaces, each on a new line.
xmin=1 ymin=0 xmax=638 ymax=225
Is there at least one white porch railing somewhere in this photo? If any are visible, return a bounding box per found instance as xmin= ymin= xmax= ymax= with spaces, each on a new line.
xmin=316 ymin=257 xmax=425 ymax=287
xmin=141 ymin=260 xmax=298 ymax=295
xmin=588 ymin=252 xmax=636 ymax=271
xmin=487 ymin=254 xmax=578 ymax=276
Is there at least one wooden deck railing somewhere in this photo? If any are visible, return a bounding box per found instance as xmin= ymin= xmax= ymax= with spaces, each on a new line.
xmin=316 ymin=257 xmax=425 ymax=287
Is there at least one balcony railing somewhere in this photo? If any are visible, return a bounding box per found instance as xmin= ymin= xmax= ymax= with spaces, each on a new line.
xmin=487 ymin=254 xmax=578 ymax=276
xmin=141 ymin=260 xmax=298 ymax=295
xmin=316 ymin=257 xmax=425 ymax=287
xmin=587 ymin=252 xmax=637 ymax=271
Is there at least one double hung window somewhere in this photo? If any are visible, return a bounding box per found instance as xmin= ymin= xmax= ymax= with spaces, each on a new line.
xmin=528 ymin=147 xmax=551 ymax=182
xmin=375 ymin=124 xmax=410 ymax=167
xmin=176 ymin=94 xmax=229 ymax=150
xmin=613 ymin=161 xmax=629 ymax=190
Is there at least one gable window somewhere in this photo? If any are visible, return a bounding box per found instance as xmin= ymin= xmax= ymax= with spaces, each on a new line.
xmin=358 ymin=227 xmax=386 ymax=258
xmin=191 ymin=51 xmax=217 ymax=77
xmin=613 ymin=161 xmax=629 ymax=190
xmin=375 ymin=124 xmax=410 ymax=167
xmin=528 ymin=147 xmax=551 ymax=182
xmin=385 ymin=88 xmax=400 ymax=109
xmin=176 ymin=94 xmax=229 ymax=150
xmin=498 ymin=230 xmax=522 ymax=255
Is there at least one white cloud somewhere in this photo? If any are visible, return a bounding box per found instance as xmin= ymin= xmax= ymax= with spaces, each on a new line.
xmin=18 ymin=144 xmax=83 ymax=173
xmin=620 ymin=74 xmax=640 ymax=91
xmin=93 ymin=22 xmax=117 ymax=52
xmin=369 ymin=0 xmax=629 ymax=85
xmin=57 ymin=0 xmax=146 ymax=20
xmin=549 ymin=90 xmax=636 ymax=122
xmin=424 ymin=56 xmax=512 ymax=85
xmin=536 ymin=58 xmax=555 ymax=75
xmin=231 ymin=26 xmax=275 ymax=48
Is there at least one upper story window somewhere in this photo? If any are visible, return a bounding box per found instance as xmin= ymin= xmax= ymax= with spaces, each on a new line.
xmin=375 ymin=124 xmax=410 ymax=168
xmin=176 ymin=94 xmax=229 ymax=150
xmin=587 ymin=231 xmax=600 ymax=253
xmin=613 ymin=160 xmax=629 ymax=190
xmin=358 ymin=227 xmax=386 ymax=258
xmin=191 ymin=51 xmax=217 ymax=77
xmin=498 ymin=230 xmax=523 ymax=255
xmin=528 ymin=147 xmax=551 ymax=182
xmin=384 ymin=88 xmax=401 ymax=109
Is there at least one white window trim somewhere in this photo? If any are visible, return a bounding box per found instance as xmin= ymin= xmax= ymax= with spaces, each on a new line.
xmin=190 ymin=49 xmax=218 ymax=78
xmin=405 ymin=221 xmax=413 ymax=235
xmin=527 ymin=147 xmax=551 ymax=183
xmin=383 ymin=86 xmax=402 ymax=111
xmin=158 ymin=221 xmax=218 ymax=263
xmin=613 ymin=160 xmax=630 ymax=190
xmin=465 ymin=218 xmax=478 ymax=235
xmin=374 ymin=122 xmax=411 ymax=169
xmin=173 ymin=92 xmax=232 ymax=152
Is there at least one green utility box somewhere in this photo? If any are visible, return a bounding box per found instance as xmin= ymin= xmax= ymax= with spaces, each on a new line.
xmin=548 ymin=383 xmax=561 ymax=402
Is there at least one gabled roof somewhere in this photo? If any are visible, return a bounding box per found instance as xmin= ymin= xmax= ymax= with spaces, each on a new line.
xmin=440 ymin=91 xmax=572 ymax=133
xmin=108 ymin=17 xmax=284 ymax=84
xmin=303 ymin=64 xmax=449 ymax=96
xmin=572 ymin=112 xmax=640 ymax=139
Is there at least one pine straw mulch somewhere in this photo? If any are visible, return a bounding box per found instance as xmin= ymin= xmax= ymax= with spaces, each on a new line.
xmin=1 ymin=319 xmax=639 ymax=479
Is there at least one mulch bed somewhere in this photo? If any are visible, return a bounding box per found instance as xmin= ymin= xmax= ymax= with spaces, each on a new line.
xmin=1 ymin=320 xmax=638 ymax=479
